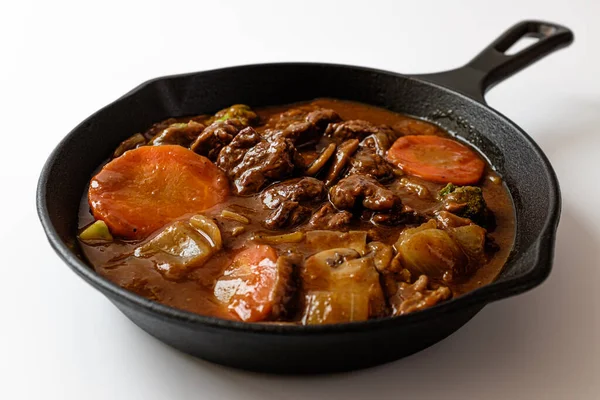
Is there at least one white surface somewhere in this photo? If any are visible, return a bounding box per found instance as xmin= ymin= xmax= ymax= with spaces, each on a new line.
xmin=1 ymin=1 xmax=599 ymax=399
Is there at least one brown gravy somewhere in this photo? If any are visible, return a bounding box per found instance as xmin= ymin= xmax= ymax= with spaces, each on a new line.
xmin=78 ymin=99 xmax=515 ymax=322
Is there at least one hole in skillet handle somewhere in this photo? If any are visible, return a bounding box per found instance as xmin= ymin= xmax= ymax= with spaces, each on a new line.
xmin=504 ymin=35 xmax=540 ymax=56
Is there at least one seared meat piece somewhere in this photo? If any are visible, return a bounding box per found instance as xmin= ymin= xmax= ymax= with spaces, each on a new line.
xmin=264 ymin=201 xmax=311 ymax=230
xmin=217 ymin=127 xmax=298 ymax=195
xmin=330 ymin=174 xmax=400 ymax=211
xmin=216 ymin=127 xmax=262 ymax=173
xmin=389 ymin=275 xmax=452 ymax=316
xmin=306 ymin=109 xmax=341 ymax=131
xmin=308 ymin=204 xmax=352 ymax=230
xmin=367 ymin=205 xmax=422 ymax=226
xmin=361 ymin=132 xmax=393 ymax=156
xmin=266 ymin=108 xmax=341 ymax=145
xmin=190 ymin=120 xmax=240 ymax=160
xmin=325 ymin=120 xmax=396 ymax=143
xmin=261 ymin=177 xmax=325 ymax=229
xmin=149 ymin=121 xmax=206 ymax=147
xmin=267 ymin=108 xmax=308 ymax=129
xmin=330 ymin=174 xmax=420 ymax=226
xmin=346 ymin=145 xmax=394 ymax=181
xmin=261 ymin=177 xmax=325 ymax=208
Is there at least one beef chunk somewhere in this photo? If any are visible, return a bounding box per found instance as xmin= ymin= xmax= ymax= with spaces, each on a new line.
xmin=325 ymin=120 xmax=397 ymax=143
xmin=306 ymin=109 xmax=341 ymax=131
xmin=265 ymin=108 xmax=340 ymax=145
xmin=366 ymin=204 xmax=422 ymax=226
xmin=264 ymin=201 xmax=311 ymax=230
xmin=216 ymin=127 xmax=262 ymax=173
xmin=346 ymin=145 xmax=394 ymax=181
xmin=217 ymin=127 xmax=298 ymax=195
xmin=148 ymin=121 xmax=206 ymax=147
xmin=389 ymin=275 xmax=452 ymax=316
xmin=330 ymin=174 xmax=420 ymax=226
xmin=361 ymin=132 xmax=393 ymax=156
xmin=261 ymin=177 xmax=325 ymax=229
xmin=329 ymin=174 xmax=400 ymax=211
xmin=190 ymin=120 xmax=240 ymax=160
xmin=267 ymin=108 xmax=308 ymax=129
xmin=308 ymin=204 xmax=353 ymax=230
xmin=261 ymin=177 xmax=325 ymax=208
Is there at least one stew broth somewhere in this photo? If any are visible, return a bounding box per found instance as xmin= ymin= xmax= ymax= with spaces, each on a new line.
xmin=78 ymin=99 xmax=515 ymax=324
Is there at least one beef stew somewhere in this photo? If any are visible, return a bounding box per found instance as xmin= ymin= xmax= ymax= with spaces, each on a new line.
xmin=78 ymin=99 xmax=515 ymax=325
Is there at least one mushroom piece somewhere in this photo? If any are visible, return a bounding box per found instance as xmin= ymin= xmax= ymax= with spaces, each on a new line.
xmin=252 ymin=231 xmax=305 ymax=244
xmin=324 ymin=139 xmax=359 ymax=186
xmin=305 ymin=143 xmax=336 ymax=176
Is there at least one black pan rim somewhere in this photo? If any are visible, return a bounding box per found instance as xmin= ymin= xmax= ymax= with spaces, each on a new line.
xmin=36 ymin=61 xmax=561 ymax=335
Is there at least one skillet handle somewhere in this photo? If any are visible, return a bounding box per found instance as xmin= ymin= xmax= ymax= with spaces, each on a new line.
xmin=416 ymin=21 xmax=574 ymax=103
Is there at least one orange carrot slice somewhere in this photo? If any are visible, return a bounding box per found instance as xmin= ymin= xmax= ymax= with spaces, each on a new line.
xmin=88 ymin=145 xmax=229 ymax=239
xmin=386 ymin=135 xmax=485 ymax=184
xmin=214 ymin=244 xmax=287 ymax=322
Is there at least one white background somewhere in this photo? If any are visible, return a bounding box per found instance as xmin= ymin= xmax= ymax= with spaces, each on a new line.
xmin=1 ymin=1 xmax=599 ymax=399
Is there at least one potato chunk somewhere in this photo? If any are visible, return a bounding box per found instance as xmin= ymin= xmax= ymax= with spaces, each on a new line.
xmin=302 ymin=291 xmax=369 ymax=325
xmin=134 ymin=215 xmax=221 ymax=280
xmin=394 ymin=220 xmax=467 ymax=281
xmin=300 ymin=248 xmax=386 ymax=323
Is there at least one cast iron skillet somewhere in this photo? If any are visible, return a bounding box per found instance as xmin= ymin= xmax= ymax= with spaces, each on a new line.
xmin=37 ymin=21 xmax=573 ymax=374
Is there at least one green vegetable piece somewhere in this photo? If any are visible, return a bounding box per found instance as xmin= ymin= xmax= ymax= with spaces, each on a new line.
xmin=439 ymin=183 xmax=487 ymax=223
xmin=438 ymin=183 xmax=456 ymax=197
xmin=214 ymin=104 xmax=258 ymax=126
xmin=79 ymin=220 xmax=113 ymax=241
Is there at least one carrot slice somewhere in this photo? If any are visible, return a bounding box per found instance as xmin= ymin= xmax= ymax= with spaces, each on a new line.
xmin=88 ymin=145 xmax=229 ymax=239
xmin=386 ymin=135 xmax=485 ymax=184
xmin=214 ymin=244 xmax=288 ymax=322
